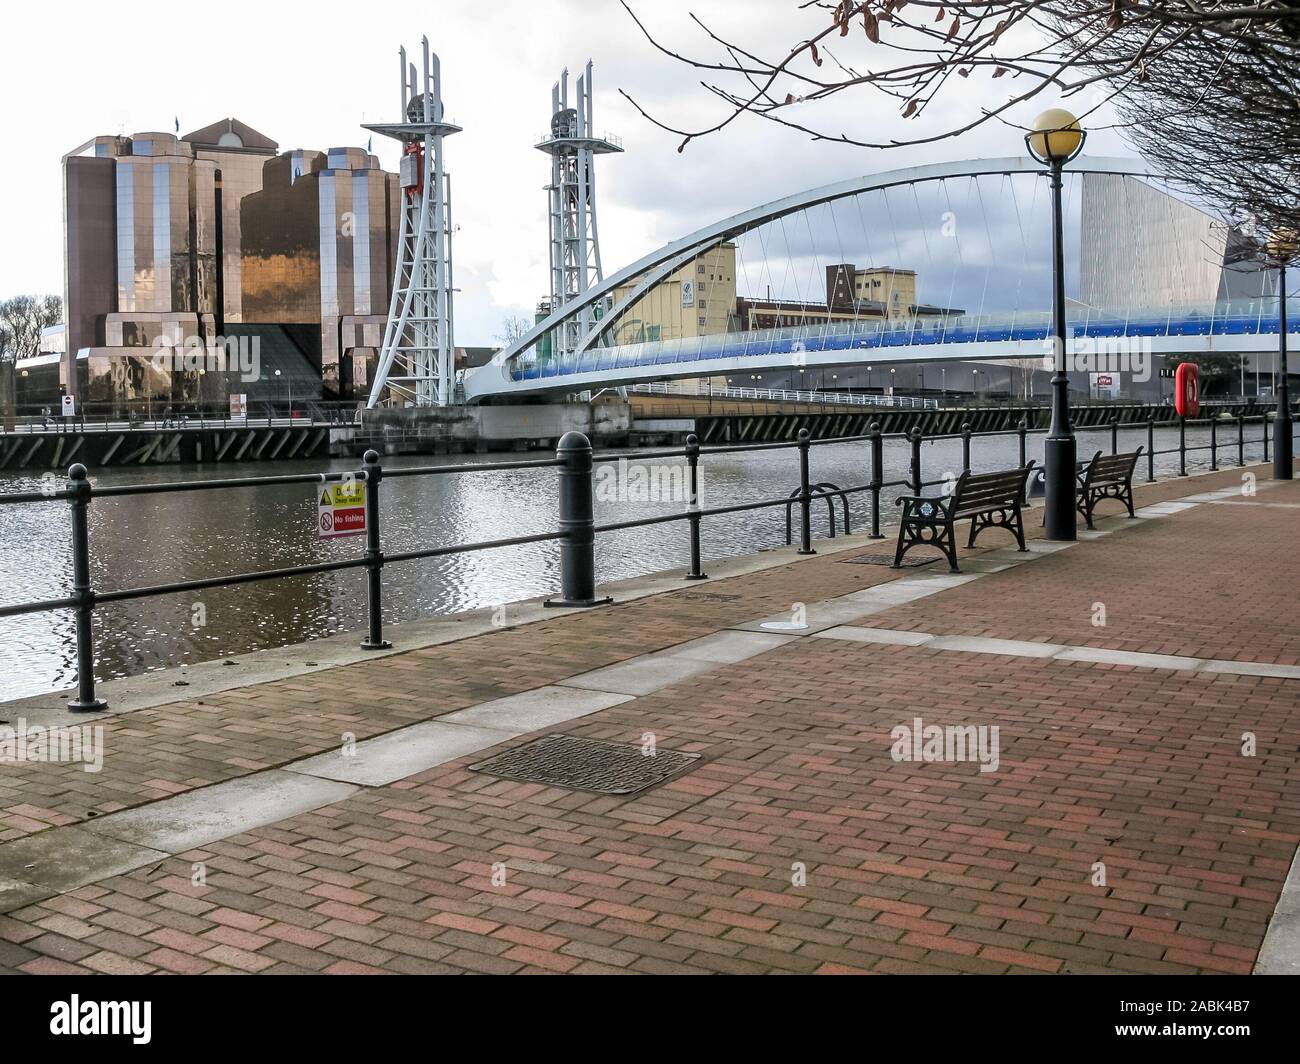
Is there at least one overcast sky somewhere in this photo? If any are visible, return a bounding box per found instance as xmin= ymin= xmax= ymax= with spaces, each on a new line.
xmin=0 ymin=0 xmax=1137 ymax=344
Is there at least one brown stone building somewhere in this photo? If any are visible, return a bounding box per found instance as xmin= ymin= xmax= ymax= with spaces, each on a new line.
xmin=61 ymin=119 xmax=399 ymax=408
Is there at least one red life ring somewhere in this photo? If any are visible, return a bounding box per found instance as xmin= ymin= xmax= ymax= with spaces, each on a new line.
xmin=1175 ymin=363 xmax=1200 ymax=417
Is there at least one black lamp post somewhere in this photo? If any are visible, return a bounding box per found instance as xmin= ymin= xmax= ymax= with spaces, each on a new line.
xmin=1026 ymin=108 xmax=1086 ymax=540
xmin=1268 ymin=233 xmax=1295 ymax=480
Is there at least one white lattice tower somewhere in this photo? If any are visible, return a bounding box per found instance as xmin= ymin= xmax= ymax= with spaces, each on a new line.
xmin=537 ymin=61 xmax=623 ymax=363
xmin=365 ymin=37 xmax=461 ymax=407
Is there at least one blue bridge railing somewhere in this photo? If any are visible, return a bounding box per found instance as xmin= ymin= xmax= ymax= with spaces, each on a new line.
xmin=510 ymin=305 xmax=1300 ymax=382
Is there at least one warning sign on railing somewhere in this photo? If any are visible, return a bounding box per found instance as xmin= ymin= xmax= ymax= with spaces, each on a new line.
xmin=318 ymin=482 xmax=366 ymax=539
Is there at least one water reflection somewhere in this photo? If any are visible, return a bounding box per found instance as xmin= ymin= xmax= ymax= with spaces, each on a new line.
xmin=0 ymin=424 xmax=1258 ymax=700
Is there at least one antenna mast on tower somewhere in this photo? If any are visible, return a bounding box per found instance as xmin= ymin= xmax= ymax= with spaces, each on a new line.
xmin=536 ymin=61 xmax=623 ymax=363
xmin=365 ymin=37 xmax=460 ymax=407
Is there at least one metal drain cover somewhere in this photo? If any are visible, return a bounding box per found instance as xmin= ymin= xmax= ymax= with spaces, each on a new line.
xmin=840 ymin=553 xmax=938 ymax=568
xmin=469 ymin=734 xmax=701 ymax=795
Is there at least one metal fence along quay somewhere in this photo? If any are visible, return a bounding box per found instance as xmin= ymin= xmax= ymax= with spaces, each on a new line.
xmin=0 ymin=408 xmax=1294 ymax=712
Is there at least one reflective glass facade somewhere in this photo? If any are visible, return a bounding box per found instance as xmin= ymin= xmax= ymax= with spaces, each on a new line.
xmin=62 ymin=119 xmax=397 ymax=404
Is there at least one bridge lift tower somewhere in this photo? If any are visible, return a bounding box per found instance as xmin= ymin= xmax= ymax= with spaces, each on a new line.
xmin=537 ymin=62 xmax=623 ymax=363
xmin=365 ymin=38 xmax=461 ymax=407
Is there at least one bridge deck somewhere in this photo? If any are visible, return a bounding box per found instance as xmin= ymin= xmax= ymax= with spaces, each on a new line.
xmin=0 ymin=465 xmax=1297 ymax=974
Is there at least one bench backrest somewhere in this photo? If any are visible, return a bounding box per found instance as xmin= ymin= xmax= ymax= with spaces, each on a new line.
xmin=951 ymin=462 xmax=1036 ymax=518
xmin=1084 ymin=449 xmax=1143 ymax=487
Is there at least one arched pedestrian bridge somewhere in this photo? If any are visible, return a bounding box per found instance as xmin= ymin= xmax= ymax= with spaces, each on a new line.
xmin=464 ymin=157 xmax=1296 ymax=401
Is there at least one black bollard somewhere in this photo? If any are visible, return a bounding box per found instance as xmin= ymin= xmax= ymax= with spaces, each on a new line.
xmin=67 ymin=464 xmax=107 ymax=712
xmin=869 ymin=422 xmax=884 ymax=539
xmin=547 ymin=432 xmax=611 ymax=608
xmin=796 ymin=428 xmax=815 ymax=555
xmin=685 ymin=434 xmax=707 ymax=580
xmin=360 ymin=450 xmax=392 ymax=650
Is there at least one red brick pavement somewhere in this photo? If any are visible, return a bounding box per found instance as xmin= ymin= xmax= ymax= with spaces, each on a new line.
xmin=0 ymin=466 xmax=1297 ymax=974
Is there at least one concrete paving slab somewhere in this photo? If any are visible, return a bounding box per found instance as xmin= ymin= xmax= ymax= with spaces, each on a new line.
xmin=735 ymin=598 xmax=893 ymax=636
xmin=666 ymin=630 xmax=796 ymax=664
xmin=285 ymin=721 xmax=512 ymax=787
xmin=441 ymin=686 xmax=633 ymax=732
xmin=1199 ymin=659 xmax=1300 ymax=680
xmin=556 ymin=655 xmax=719 ymax=696
xmin=843 ymin=575 xmax=979 ymax=606
xmin=1209 ymin=500 xmax=1300 ymax=510
xmin=0 ymin=879 xmax=54 ymax=913
xmin=814 ymin=626 xmax=935 ymax=647
xmin=1052 ymin=646 xmax=1203 ymax=671
xmin=0 ymin=827 xmax=165 ymax=894
xmin=1254 ymin=915 xmax=1300 ymax=974
xmin=82 ymin=771 xmax=358 ymax=854
xmin=1024 ymin=540 xmax=1078 ymax=553
xmin=928 ymin=635 xmax=1062 ymax=658
xmin=1135 ymin=502 xmax=1198 ymax=517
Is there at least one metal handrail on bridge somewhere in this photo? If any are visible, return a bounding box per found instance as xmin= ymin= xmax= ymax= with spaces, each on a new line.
xmin=630 ymin=381 xmax=939 ymax=410
xmin=0 ymin=408 xmax=1292 ymax=711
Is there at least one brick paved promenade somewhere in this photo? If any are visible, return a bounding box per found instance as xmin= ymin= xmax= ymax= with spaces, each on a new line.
xmin=1 ymin=464 xmax=1297 ymax=974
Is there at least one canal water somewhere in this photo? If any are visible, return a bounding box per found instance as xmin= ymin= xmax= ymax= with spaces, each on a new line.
xmin=0 ymin=423 xmax=1260 ymax=701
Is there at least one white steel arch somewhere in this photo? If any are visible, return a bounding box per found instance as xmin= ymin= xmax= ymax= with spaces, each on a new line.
xmin=465 ymin=155 xmax=1159 ymax=400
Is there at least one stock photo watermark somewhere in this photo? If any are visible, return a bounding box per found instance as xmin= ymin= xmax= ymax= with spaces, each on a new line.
xmin=891 ymin=717 xmax=1000 ymax=773
xmin=1041 ymin=335 xmax=1153 ymax=382
xmin=595 ymin=458 xmax=699 ymax=504
xmin=149 ymin=334 xmax=262 ymax=383
xmin=0 ymin=718 xmax=104 ymax=773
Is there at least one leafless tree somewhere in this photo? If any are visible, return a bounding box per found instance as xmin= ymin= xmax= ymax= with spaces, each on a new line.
xmin=1100 ymin=19 xmax=1298 ymax=237
xmin=621 ymin=2 xmax=1299 ymax=231
xmin=495 ymin=313 xmax=534 ymax=347
xmin=0 ymin=295 xmax=62 ymax=419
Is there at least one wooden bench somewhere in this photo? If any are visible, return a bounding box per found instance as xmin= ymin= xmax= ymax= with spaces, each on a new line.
xmin=892 ymin=463 xmax=1036 ymax=573
xmin=1076 ymin=449 xmax=1143 ymax=529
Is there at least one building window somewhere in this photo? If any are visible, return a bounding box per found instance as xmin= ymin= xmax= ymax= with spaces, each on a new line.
xmin=697 ymin=265 xmax=706 ymax=274
xmin=698 ymin=317 xmax=707 ymax=327
xmin=699 ymin=300 xmax=707 ymax=309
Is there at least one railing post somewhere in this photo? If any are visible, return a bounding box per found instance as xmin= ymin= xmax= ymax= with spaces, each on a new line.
xmin=1110 ymin=416 xmax=1118 ymax=456
xmin=869 ymin=422 xmax=884 ymax=539
xmin=67 ymin=464 xmax=106 ymax=712
xmin=1263 ymin=410 xmax=1271 ymax=464
xmin=1210 ymin=415 xmax=1218 ymax=470
xmin=1238 ymin=414 xmax=1245 ymax=466
xmin=547 ymin=431 xmax=610 ymax=607
xmin=910 ymin=426 xmax=923 ymax=496
xmin=1146 ymin=419 xmax=1156 ymax=482
xmin=1178 ymin=415 xmax=1188 ymax=476
xmin=359 ymin=450 xmax=391 ymax=650
xmin=797 ymin=428 xmax=815 ymax=555
xmin=961 ymin=422 xmax=972 ymax=474
xmin=685 ymin=433 xmax=707 ymax=580
xmin=1018 ymin=418 xmax=1028 ymax=469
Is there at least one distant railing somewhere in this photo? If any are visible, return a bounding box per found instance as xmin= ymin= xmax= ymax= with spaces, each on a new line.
xmin=509 ymin=304 xmax=1300 ymax=383
xmin=0 ymin=409 xmax=1293 ymax=711
xmin=630 ymin=381 xmax=939 ymax=410
xmin=0 ymin=401 xmax=363 ymax=436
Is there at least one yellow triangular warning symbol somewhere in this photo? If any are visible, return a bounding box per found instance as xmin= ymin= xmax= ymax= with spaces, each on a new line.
xmin=320 ymin=490 xmax=332 ymax=506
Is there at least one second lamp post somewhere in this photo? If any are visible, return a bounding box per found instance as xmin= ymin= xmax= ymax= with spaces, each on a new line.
xmin=1026 ymin=108 xmax=1086 ymax=541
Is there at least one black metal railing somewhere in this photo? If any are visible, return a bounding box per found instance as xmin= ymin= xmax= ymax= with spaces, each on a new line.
xmin=0 ymin=400 xmax=361 ymax=435
xmin=0 ymin=410 xmax=1294 ymax=712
